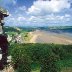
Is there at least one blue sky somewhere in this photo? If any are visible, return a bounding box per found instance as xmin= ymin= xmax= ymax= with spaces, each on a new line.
xmin=0 ymin=0 xmax=72 ymax=27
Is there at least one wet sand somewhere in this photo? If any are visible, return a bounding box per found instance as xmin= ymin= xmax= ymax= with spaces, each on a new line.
xmin=29 ymin=30 xmax=72 ymax=45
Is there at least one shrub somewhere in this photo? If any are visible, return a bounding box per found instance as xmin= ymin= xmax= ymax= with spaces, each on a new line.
xmin=10 ymin=44 xmax=31 ymax=72
xmin=40 ymin=50 xmax=60 ymax=72
xmin=9 ymin=43 xmax=72 ymax=72
xmin=52 ymin=44 xmax=67 ymax=60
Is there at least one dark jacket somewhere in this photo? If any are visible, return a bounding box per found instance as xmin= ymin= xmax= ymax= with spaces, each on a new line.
xmin=0 ymin=34 xmax=8 ymax=46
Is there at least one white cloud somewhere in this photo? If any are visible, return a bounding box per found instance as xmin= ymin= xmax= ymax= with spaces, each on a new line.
xmin=4 ymin=0 xmax=71 ymax=26
xmin=15 ymin=6 xmax=26 ymax=15
xmin=5 ymin=5 xmax=28 ymax=26
xmin=17 ymin=17 xmax=26 ymax=21
xmin=5 ymin=13 xmax=71 ymax=26
xmin=28 ymin=16 xmax=36 ymax=21
xmin=28 ymin=0 xmax=70 ymax=15
xmin=65 ymin=14 xmax=71 ymax=17
xmin=28 ymin=14 xmax=71 ymax=23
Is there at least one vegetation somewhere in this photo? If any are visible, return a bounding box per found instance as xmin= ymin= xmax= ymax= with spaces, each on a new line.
xmin=4 ymin=26 xmax=20 ymax=33
xmin=4 ymin=26 xmax=31 ymax=43
xmin=4 ymin=26 xmax=72 ymax=37
xmin=8 ymin=43 xmax=72 ymax=72
xmin=4 ymin=26 xmax=72 ymax=72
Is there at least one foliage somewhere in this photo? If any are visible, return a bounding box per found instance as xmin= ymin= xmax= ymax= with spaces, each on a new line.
xmin=9 ymin=43 xmax=72 ymax=72
xmin=10 ymin=44 xmax=31 ymax=72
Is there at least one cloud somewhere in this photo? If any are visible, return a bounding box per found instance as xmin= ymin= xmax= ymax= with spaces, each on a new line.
xmin=4 ymin=5 xmax=28 ymax=26
xmin=15 ymin=6 xmax=27 ymax=14
xmin=27 ymin=0 xmax=70 ymax=15
xmin=18 ymin=6 xmax=26 ymax=11
xmin=5 ymin=13 xmax=71 ymax=26
xmin=3 ymin=0 xmax=71 ymax=26
xmin=28 ymin=14 xmax=71 ymax=24
xmin=17 ymin=17 xmax=26 ymax=21
xmin=5 ymin=16 xmax=26 ymax=26
xmin=17 ymin=6 xmax=26 ymax=11
xmin=5 ymin=11 xmax=71 ymax=26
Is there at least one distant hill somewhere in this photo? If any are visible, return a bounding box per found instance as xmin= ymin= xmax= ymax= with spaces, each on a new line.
xmin=34 ymin=26 xmax=72 ymax=33
xmin=4 ymin=26 xmax=21 ymax=33
xmin=4 ymin=26 xmax=72 ymax=33
xmin=48 ymin=26 xmax=72 ymax=30
xmin=48 ymin=26 xmax=72 ymax=33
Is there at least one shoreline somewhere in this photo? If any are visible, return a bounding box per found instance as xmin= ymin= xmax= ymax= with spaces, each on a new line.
xmin=29 ymin=30 xmax=72 ymax=44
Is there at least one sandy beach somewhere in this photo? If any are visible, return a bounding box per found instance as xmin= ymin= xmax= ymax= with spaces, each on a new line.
xmin=29 ymin=30 xmax=72 ymax=44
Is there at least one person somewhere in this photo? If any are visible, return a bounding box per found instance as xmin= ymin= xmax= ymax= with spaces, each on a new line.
xmin=0 ymin=7 xmax=9 ymax=69
xmin=0 ymin=34 xmax=8 ymax=69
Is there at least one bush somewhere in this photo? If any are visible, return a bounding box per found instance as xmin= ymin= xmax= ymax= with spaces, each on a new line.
xmin=10 ymin=44 xmax=31 ymax=72
xmin=40 ymin=54 xmax=60 ymax=72
xmin=38 ymin=44 xmax=59 ymax=72
xmin=52 ymin=45 xmax=66 ymax=60
xmin=9 ymin=43 xmax=72 ymax=72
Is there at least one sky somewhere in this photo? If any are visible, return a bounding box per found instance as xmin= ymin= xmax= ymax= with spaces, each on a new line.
xmin=0 ymin=0 xmax=72 ymax=27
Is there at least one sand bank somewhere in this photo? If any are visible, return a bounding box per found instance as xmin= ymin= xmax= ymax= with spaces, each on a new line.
xmin=29 ymin=30 xmax=72 ymax=44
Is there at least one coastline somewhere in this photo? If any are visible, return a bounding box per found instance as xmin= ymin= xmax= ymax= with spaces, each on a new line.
xmin=29 ymin=30 xmax=72 ymax=44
